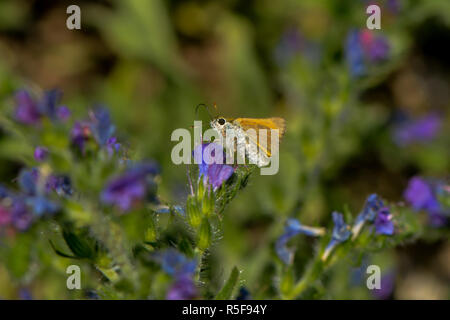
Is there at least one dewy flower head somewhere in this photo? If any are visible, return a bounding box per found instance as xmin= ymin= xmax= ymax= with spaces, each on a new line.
xmin=193 ymin=143 xmax=234 ymax=190
xmin=374 ymin=207 xmax=394 ymax=235
xmin=101 ymin=162 xmax=159 ymax=211
xmin=276 ymin=218 xmax=325 ymax=265
xmin=322 ymin=212 xmax=351 ymax=261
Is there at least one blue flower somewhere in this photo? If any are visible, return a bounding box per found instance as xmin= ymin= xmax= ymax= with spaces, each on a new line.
xmin=374 ymin=207 xmax=394 ymax=235
xmin=18 ymin=168 xmax=39 ymax=195
xmin=34 ymin=147 xmax=49 ymax=162
xmin=26 ymin=196 xmax=59 ymax=217
xmin=166 ymin=274 xmax=197 ymax=300
xmin=193 ymin=143 xmax=234 ymax=190
xmin=276 ymin=218 xmax=325 ymax=264
xmin=322 ymin=212 xmax=351 ymax=261
xmin=345 ymin=29 xmax=366 ymax=77
xmin=352 ymin=193 xmax=385 ymax=237
xmin=89 ymin=107 xmax=116 ymax=146
xmin=17 ymin=168 xmax=60 ymax=216
xmin=101 ymin=162 xmax=159 ymax=211
xmin=155 ymin=249 xmax=196 ymax=277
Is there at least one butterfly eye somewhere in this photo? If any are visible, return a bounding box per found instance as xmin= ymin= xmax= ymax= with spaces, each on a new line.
xmin=218 ymin=118 xmax=226 ymax=125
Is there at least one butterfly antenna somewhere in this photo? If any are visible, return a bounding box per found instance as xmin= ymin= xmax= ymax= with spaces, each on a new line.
xmin=195 ymin=103 xmax=213 ymax=120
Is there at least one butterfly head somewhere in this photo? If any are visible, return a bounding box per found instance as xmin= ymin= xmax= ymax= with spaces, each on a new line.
xmin=211 ymin=116 xmax=231 ymax=132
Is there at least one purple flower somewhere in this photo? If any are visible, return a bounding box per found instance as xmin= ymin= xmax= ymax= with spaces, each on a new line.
xmin=404 ymin=177 xmax=448 ymax=227
xmin=375 ymin=207 xmax=394 ymax=235
xmin=360 ymin=30 xmax=390 ymax=62
xmin=322 ymin=212 xmax=351 ymax=261
xmin=34 ymin=147 xmax=49 ymax=162
xmin=155 ymin=249 xmax=197 ymax=300
xmin=14 ymin=89 xmax=68 ymax=125
xmin=193 ymin=143 xmax=234 ymax=190
xmin=56 ymin=106 xmax=71 ymax=121
xmin=46 ymin=175 xmax=73 ymax=196
xmin=345 ymin=29 xmax=390 ymax=77
xmin=393 ymin=113 xmax=442 ymax=146
xmin=166 ymin=275 xmax=197 ymax=300
xmin=276 ymin=218 xmax=324 ymax=264
xmin=70 ymin=121 xmax=91 ymax=153
xmin=372 ymin=272 xmax=395 ymax=300
xmin=404 ymin=177 xmax=436 ymax=211
xmin=106 ymin=137 xmax=121 ymax=156
xmin=10 ymin=200 xmax=33 ymax=231
xmin=71 ymin=107 xmax=118 ymax=154
xmin=14 ymin=90 xmax=41 ymax=125
xmin=101 ymin=162 xmax=159 ymax=211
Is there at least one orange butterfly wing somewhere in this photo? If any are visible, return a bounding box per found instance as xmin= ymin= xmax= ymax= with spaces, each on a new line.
xmin=231 ymin=117 xmax=286 ymax=157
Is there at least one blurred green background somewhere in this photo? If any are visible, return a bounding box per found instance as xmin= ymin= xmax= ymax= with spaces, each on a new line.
xmin=0 ymin=0 xmax=449 ymax=299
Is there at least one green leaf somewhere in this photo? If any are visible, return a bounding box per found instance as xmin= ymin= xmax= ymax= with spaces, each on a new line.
xmin=62 ymin=229 xmax=96 ymax=260
xmin=215 ymin=266 xmax=240 ymax=300
xmin=49 ymin=240 xmax=79 ymax=259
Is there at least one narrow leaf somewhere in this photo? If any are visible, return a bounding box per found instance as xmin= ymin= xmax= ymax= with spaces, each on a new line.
xmin=215 ymin=266 xmax=240 ymax=300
